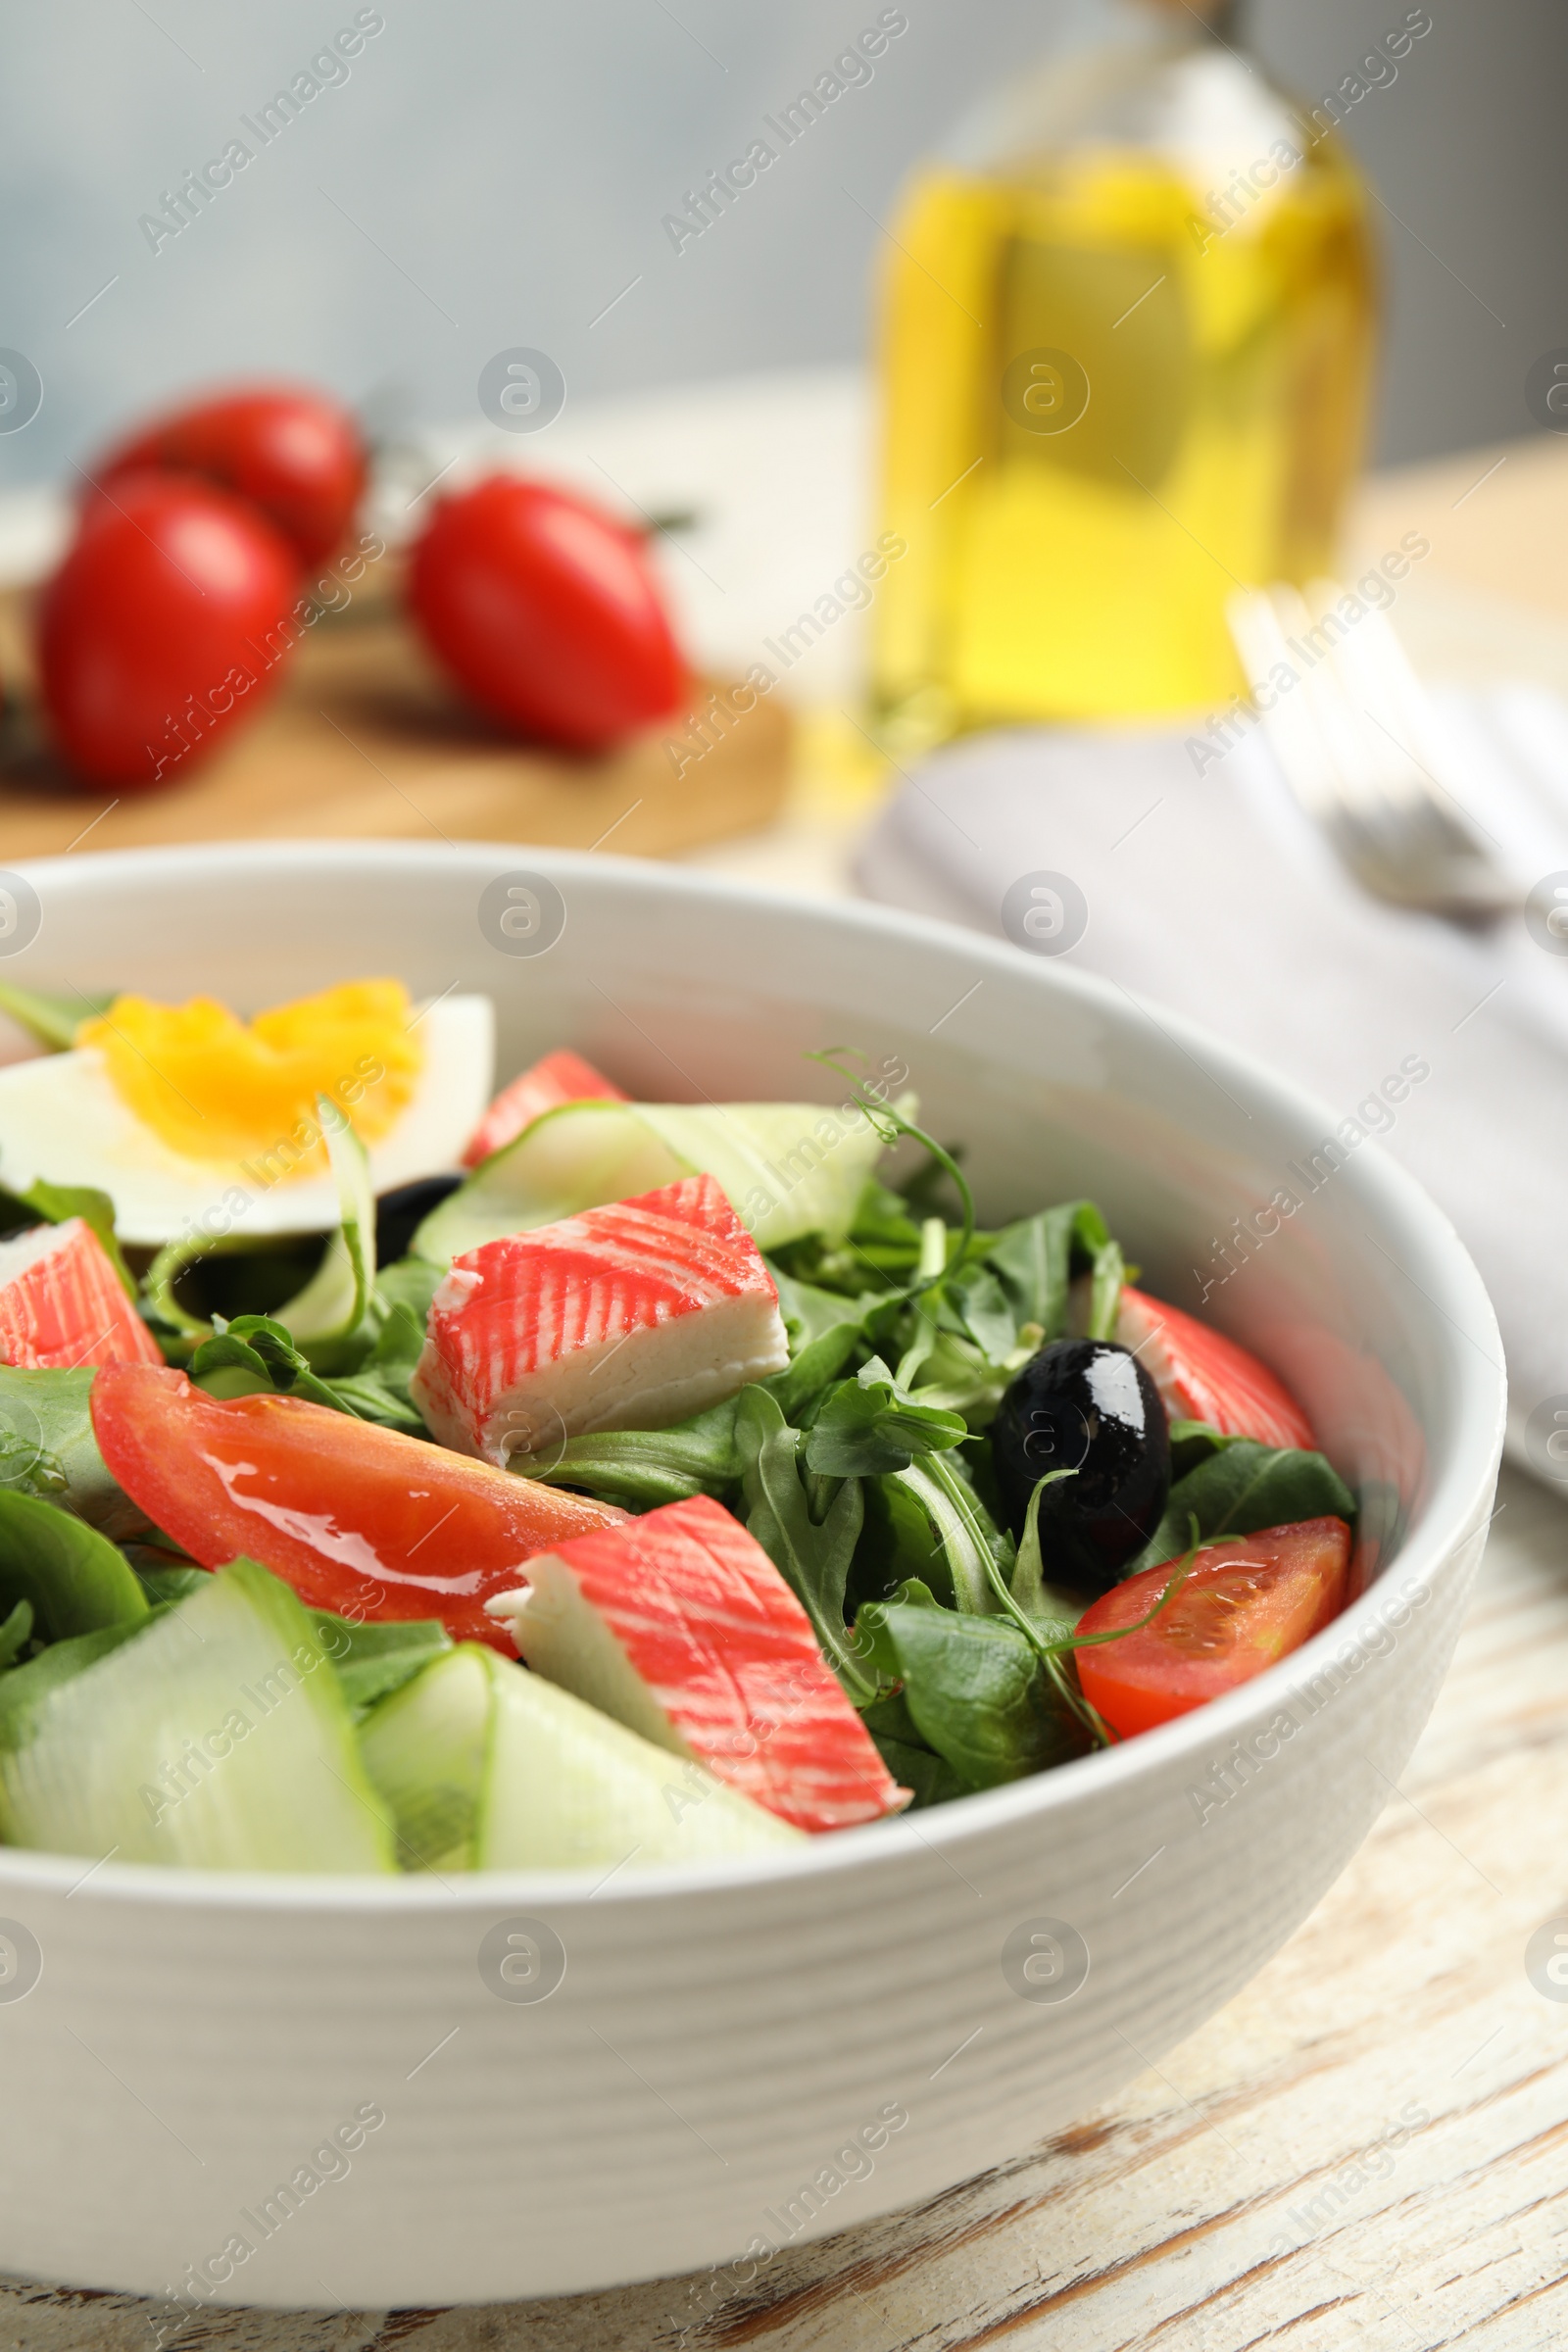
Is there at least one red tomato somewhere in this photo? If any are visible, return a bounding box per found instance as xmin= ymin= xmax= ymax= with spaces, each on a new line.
xmin=90 ymin=1364 xmax=626 ymax=1646
xmin=87 ymin=384 xmax=367 ymax=569
xmin=1074 ymin=1517 xmax=1350 ymax=1739
xmin=38 ymin=474 xmax=298 ymax=789
xmin=408 ymin=475 xmax=687 ymax=751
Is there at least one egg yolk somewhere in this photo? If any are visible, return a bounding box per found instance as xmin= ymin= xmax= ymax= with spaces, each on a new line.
xmin=78 ymin=979 xmax=424 ymax=1169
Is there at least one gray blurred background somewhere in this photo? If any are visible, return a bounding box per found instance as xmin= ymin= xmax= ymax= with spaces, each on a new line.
xmin=1 ymin=0 xmax=1561 ymax=485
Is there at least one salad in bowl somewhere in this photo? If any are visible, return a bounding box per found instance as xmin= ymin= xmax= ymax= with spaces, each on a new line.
xmin=0 ymin=972 xmax=1356 ymax=1877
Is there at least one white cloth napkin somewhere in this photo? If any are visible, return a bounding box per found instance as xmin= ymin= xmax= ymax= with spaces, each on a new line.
xmin=856 ymin=686 xmax=1568 ymax=1476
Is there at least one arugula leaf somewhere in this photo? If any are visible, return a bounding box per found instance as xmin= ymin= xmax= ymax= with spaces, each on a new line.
xmin=803 ymin=1358 xmax=967 ymax=1478
xmin=0 ymin=1427 xmax=68 ymax=1504
xmin=857 ymin=1581 xmax=1089 ymax=1788
xmin=324 ymin=1302 xmax=428 ymax=1434
xmin=843 ymin=1181 xmax=927 ymax=1273
xmin=890 ymin=1452 xmax=1011 ymax=1616
xmin=373 ymin=1255 xmax=445 ymax=1326
xmin=735 ymin=1386 xmax=874 ymax=1701
xmin=1008 ymin=1473 xmax=1088 ymax=1636
xmin=765 ymin=1320 xmax=866 ymax=1424
xmin=767 ymin=1201 xmax=903 ymax=1299
xmin=851 ymin=1470 xmax=953 ymax=1615
xmin=511 ymin=1395 xmax=745 ymax=1508
xmin=188 ymin=1309 xmax=425 ymax=1435
xmin=20 ymin=1182 xmax=138 ymax=1300
xmin=1127 ymin=1441 xmax=1356 ymax=1576
xmin=188 ymin=1315 xmax=351 ymax=1414
xmin=0 ymin=1597 xmax=32 ymax=1670
xmin=895 ymin=1330 xmax=1015 ymax=1424
xmin=0 ymin=1489 xmax=149 ymax=1640
xmin=768 ymin=1261 xmax=873 ymax=1348
xmin=859 ymin=1691 xmax=969 ymax=1809
xmin=867 ymin=1733 xmax=967 ymax=1808
xmin=0 ymin=1364 xmax=148 ymax=1541
xmin=310 ymin=1610 xmax=452 ymax=1717
xmin=947 ymin=1265 xmax=1017 ymax=1363
xmin=986 ymin=1200 xmax=1122 ymax=1343
xmin=1167 ymin=1418 xmax=1253 ymax=1478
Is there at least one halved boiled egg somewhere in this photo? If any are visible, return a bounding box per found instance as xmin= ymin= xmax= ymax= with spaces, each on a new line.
xmin=0 ymin=980 xmax=494 ymax=1246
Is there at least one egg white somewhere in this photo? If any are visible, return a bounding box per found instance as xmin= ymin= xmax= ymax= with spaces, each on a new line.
xmin=0 ymin=995 xmax=495 ymax=1247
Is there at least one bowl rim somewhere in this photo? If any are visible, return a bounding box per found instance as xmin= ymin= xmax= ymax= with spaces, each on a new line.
xmin=0 ymin=840 xmax=1507 ymax=1914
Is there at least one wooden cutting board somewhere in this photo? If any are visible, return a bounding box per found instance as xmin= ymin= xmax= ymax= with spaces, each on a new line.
xmin=0 ymin=572 xmax=789 ymax=859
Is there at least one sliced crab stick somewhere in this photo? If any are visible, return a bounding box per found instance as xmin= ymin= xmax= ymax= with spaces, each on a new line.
xmin=486 ymin=1494 xmax=909 ymax=1834
xmin=0 ymin=1219 xmax=163 ymax=1371
xmin=411 ymin=1172 xmax=789 ymax=1465
xmin=461 ymin=1048 xmax=627 ymax=1169
xmin=1115 ymin=1284 xmax=1314 ymax=1450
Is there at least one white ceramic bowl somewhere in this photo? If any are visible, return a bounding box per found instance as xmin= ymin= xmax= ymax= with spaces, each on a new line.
xmin=0 ymin=844 xmax=1503 ymax=2312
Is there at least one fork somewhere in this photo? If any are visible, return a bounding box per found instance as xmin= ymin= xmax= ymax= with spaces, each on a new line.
xmin=1227 ymin=580 xmax=1517 ymax=927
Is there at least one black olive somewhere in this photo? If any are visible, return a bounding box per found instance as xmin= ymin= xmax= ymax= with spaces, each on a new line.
xmin=992 ymin=1339 xmax=1170 ymax=1594
xmin=375 ymin=1174 xmax=463 ymax=1267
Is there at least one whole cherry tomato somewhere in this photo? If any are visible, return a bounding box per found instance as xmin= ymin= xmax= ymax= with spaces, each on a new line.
xmin=1074 ymin=1516 xmax=1351 ymax=1740
xmin=90 ymin=1363 xmax=626 ymax=1648
xmin=37 ymin=473 xmax=299 ymax=789
xmin=408 ymin=474 xmax=687 ymax=751
xmin=86 ymin=383 xmax=367 ymax=570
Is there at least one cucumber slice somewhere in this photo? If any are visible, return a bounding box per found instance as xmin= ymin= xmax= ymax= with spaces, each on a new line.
xmin=143 ymin=1229 xmax=256 ymax=1343
xmin=638 ymin=1100 xmax=908 ymax=1252
xmin=359 ymin=1642 xmax=491 ymax=1871
xmin=274 ymin=1099 xmax=374 ymax=1369
xmin=0 ymin=1557 xmax=397 ymax=1872
xmin=360 ymin=1642 xmax=805 ymax=1872
xmin=473 ymin=1647 xmax=804 ymax=1869
xmin=413 ymin=1096 xmax=910 ymax=1263
xmin=413 ymin=1102 xmax=682 ymax=1263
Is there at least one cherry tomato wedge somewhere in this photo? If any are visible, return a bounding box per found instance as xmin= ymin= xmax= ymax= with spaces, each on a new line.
xmin=86 ymin=383 xmax=367 ymax=570
xmin=1074 ymin=1517 xmax=1350 ymax=1740
xmin=37 ymin=474 xmax=297 ymax=788
xmin=90 ymin=1364 xmax=626 ymax=1647
xmin=408 ymin=474 xmax=686 ymax=751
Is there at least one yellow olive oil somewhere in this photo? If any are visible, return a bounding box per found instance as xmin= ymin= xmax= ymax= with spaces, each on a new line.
xmin=871 ymin=24 xmax=1376 ymax=748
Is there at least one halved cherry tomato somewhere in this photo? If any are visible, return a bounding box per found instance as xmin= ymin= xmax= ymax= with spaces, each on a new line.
xmin=86 ymin=384 xmax=367 ymax=570
xmin=37 ymin=474 xmax=298 ymax=788
xmin=1074 ymin=1517 xmax=1350 ymax=1739
xmin=408 ymin=474 xmax=686 ymax=751
xmin=90 ymin=1364 xmax=626 ymax=1647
